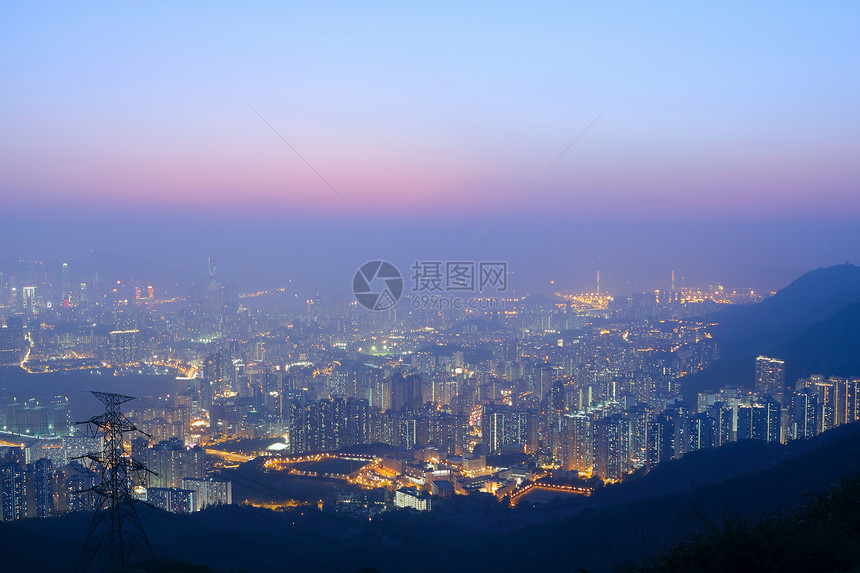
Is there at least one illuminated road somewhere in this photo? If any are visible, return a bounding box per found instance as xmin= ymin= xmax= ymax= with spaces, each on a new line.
xmin=204 ymin=449 xmax=255 ymax=463
xmin=509 ymin=482 xmax=591 ymax=506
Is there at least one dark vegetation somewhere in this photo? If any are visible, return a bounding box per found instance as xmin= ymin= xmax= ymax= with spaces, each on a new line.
xmin=623 ymin=471 xmax=860 ymax=573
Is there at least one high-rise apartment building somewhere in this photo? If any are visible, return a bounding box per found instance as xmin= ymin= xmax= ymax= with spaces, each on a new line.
xmin=755 ymin=356 xmax=786 ymax=403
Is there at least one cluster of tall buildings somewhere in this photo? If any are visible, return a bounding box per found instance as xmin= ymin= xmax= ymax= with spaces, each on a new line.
xmin=792 ymin=374 xmax=860 ymax=438
xmin=0 ymin=397 xmax=72 ymax=436
xmin=0 ymin=430 xmax=228 ymax=521
xmin=0 ymin=392 xmax=230 ymax=522
xmin=126 ymin=432 xmax=231 ymax=514
xmin=0 ymin=454 xmax=54 ymax=521
xmin=145 ymin=476 xmax=232 ymax=514
xmin=285 ymin=397 xmax=469 ymax=456
xmin=482 ymin=405 xmax=537 ymax=453
xmin=263 ymin=350 xmax=859 ymax=489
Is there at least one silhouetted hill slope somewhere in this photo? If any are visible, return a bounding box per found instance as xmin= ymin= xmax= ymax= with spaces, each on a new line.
xmin=681 ymin=263 xmax=860 ymax=403
xmin=711 ymin=263 xmax=860 ymax=354
xmin=6 ymin=423 xmax=860 ymax=572
xmin=592 ymin=420 xmax=860 ymax=507
xmin=626 ymin=471 xmax=860 ymax=573
xmin=778 ymin=302 xmax=860 ymax=382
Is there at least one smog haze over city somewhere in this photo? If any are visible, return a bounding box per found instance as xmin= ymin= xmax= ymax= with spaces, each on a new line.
xmin=1 ymin=3 xmax=860 ymax=573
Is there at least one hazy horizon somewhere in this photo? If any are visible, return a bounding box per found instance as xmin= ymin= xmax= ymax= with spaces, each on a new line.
xmin=1 ymin=213 xmax=858 ymax=298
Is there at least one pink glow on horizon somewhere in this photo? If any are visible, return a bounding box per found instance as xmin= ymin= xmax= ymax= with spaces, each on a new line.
xmin=4 ymin=128 xmax=858 ymax=218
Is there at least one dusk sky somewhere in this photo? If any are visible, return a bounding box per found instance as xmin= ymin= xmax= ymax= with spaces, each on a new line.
xmin=2 ymin=3 xmax=858 ymax=294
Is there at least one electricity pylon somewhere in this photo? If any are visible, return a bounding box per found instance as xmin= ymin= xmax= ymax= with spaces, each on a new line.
xmin=75 ymin=391 xmax=156 ymax=573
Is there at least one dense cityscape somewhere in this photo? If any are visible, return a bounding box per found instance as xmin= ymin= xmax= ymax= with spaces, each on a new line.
xmin=1 ymin=255 xmax=856 ymax=529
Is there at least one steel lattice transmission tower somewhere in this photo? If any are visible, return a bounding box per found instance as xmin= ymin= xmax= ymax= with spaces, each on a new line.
xmin=75 ymin=391 xmax=157 ymax=573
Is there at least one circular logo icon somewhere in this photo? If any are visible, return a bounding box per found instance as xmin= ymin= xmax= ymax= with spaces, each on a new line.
xmin=352 ymin=260 xmax=403 ymax=311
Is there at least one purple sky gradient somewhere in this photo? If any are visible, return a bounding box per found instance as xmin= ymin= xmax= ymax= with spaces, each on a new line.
xmin=1 ymin=3 xmax=858 ymax=294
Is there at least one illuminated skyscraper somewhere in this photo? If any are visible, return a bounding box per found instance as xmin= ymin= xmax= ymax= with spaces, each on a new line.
xmin=146 ymin=487 xmax=196 ymax=514
xmin=755 ymin=356 xmax=786 ymax=403
xmin=595 ymin=413 xmax=630 ymax=481
xmin=109 ymin=329 xmax=140 ymax=364
xmin=145 ymin=438 xmax=205 ymax=489
xmin=207 ymin=256 xmax=218 ymax=288
xmin=737 ymin=399 xmax=781 ymax=443
xmin=842 ymin=378 xmax=860 ymax=425
xmin=803 ymin=376 xmax=839 ymax=433
xmin=428 ymin=412 xmax=468 ymax=456
xmin=482 ymin=405 xmax=537 ymax=454
xmin=181 ymin=477 xmax=232 ymax=511
xmin=391 ymin=373 xmax=422 ymax=411
xmin=688 ymin=413 xmax=715 ymax=452
xmin=793 ymin=387 xmax=817 ymax=439
xmin=646 ymin=414 xmax=673 ymax=472
xmin=287 ymin=397 xmax=370 ymax=454
xmin=0 ymin=462 xmax=24 ymax=521
xmin=706 ymin=403 xmax=733 ymax=447
xmin=32 ymin=458 xmax=54 ymax=518
xmin=567 ymin=413 xmax=593 ymax=473
xmin=60 ymin=262 xmax=71 ymax=306
xmin=23 ymin=286 xmax=36 ymax=316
